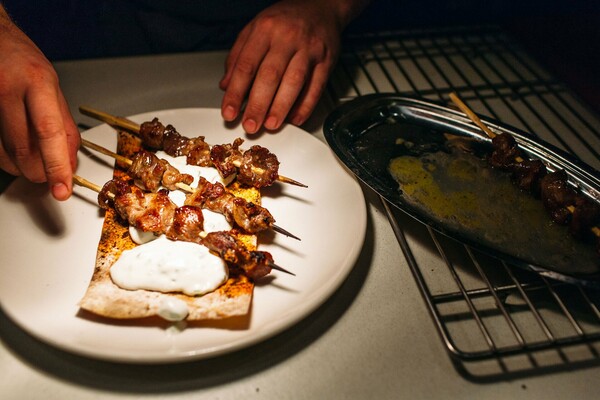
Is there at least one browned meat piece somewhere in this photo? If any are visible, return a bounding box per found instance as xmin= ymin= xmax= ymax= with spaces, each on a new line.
xmin=113 ymin=189 xmax=176 ymax=233
xmin=185 ymin=177 xmax=275 ymax=233
xmin=129 ymin=150 xmax=166 ymax=192
xmin=201 ymin=231 xmax=273 ymax=279
xmin=162 ymin=131 xmax=188 ymax=156
xmin=489 ymin=132 xmax=522 ymax=170
xmin=238 ymin=145 xmax=280 ymax=188
xmin=104 ymin=185 xmax=204 ymax=241
xmin=129 ymin=150 xmax=193 ymax=192
xmin=139 ymin=118 xmax=212 ymax=167
xmin=139 ymin=118 xmax=166 ymax=149
xmin=540 ymin=170 xmax=577 ymax=224
xmin=166 ymin=205 xmax=205 ymax=242
xmin=210 ymin=138 xmax=244 ymax=180
xmin=570 ymin=195 xmax=600 ymax=239
xmin=98 ymin=179 xmax=130 ymax=209
xmin=161 ymin=124 xmax=187 ymax=156
xmin=161 ymin=162 xmax=194 ymax=190
xmin=511 ymin=159 xmax=547 ymax=195
xmin=184 ymin=136 xmax=212 ymax=167
xmin=230 ymin=198 xmax=275 ymax=233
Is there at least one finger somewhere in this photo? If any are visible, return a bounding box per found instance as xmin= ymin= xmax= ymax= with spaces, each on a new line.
xmin=26 ymin=87 xmax=74 ymax=200
xmin=288 ymin=62 xmax=332 ymax=126
xmin=241 ymin=48 xmax=297 ymax=133
xmin=220 ymin=32 xmax=271 ymax=123
xmin=263 ymin=52 xmax=310 ymax=130
xmin=0 ymin=144 xmax=21 ymax=176
xmin=219 ymin=25 xmax=251 ymax=91
xmin=0 ymin=98 xmax=46 ymax=182
xmin=58 ymin=92 xmax=79 ymax=172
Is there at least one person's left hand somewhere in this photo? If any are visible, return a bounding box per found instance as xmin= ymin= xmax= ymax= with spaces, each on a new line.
xmin=219 ymin=0 xmax=363 ymax=133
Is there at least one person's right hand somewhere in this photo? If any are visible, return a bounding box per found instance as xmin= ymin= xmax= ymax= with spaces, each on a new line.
xmin=0 ymin=7 xmax=79 ymax=200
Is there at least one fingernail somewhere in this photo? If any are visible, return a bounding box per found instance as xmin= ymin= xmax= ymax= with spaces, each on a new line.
xmin=223 ymin=105 xmax=236 ymax=121
xmin=52 ymin=182 xmax=70 ymax=201
xmin=243 ymin=119 xmax=257 ymax=133
xmin=265 ymin=116 xmax=277 ymax=130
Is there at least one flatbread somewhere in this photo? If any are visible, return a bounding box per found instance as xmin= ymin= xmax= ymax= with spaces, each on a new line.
xmin=78 ymin=131 xmax=256 ymax=321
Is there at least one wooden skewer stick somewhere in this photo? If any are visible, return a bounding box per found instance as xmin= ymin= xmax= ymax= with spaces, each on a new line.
xmin=80 ymin=138 xmax=194 ymax=193
xmin=81 ymin=138 xmax=133 ymax=166
xmin=79 ymin=105 xmax=308 ymax=188
xmin=72 ymin=174 xmax=295 ymax=276
xmin=449 ymin=92 xmax=497 ymax=139
xmin=79 ymin=138 xmax=300 ymax=241
xmin=449 ymin=92 xmax=600 ymax=239
xmin=73 ymin=174 xmax=103 ymax=194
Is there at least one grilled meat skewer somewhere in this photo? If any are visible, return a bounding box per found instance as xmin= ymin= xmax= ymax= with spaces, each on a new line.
xmin=79 ymin=105 xmax=307 ymax=188
xmin=74 ymin=175 xmax=294 ymax=279
xmin=80 ymin=138 xmax=299 ymax=239
xmin=449 ymin=92 xmax=600 ymax=253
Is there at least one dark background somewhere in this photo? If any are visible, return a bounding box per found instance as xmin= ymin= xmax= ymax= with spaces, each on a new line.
xmin=4 ymin=0 xmax=600 ymax=112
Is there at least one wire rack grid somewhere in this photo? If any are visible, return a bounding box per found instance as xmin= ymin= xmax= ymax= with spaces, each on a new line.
xmin=326 ymin=25 xmax=600 ymax=369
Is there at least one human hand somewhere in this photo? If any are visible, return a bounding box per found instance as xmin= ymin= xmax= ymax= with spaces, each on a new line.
xmin=0 ymin=7 xmax=79 ymax=200
xmin=219 ymin=0 xmax=368 ymax=134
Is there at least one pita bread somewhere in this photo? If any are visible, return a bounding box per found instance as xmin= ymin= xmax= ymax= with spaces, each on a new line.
xmin=79 ymin=131 xmax=256 ymax=321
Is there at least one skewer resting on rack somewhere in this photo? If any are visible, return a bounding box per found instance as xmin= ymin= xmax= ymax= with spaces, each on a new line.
xmin=448 ymin=92 xmax=600 ymax=244
xmin=79 ymin=138 xmax=300 ymax=240
xmin=79 ymin=105 xmax=307 ymax=188
xmin=72 ymin=174 xmax=295 ymax=278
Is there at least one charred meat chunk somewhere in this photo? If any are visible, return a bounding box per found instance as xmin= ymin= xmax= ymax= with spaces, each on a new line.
xmin=238 ymin=145 xmax=280 ymax=188
xmin=540 ymin=170 xmax=578 ymax=225
xmin=489 ymin=132 xmax=522 ymax=170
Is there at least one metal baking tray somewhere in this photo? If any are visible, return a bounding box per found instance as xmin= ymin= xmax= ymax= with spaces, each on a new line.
xmin=324 ymin=94 xmax=600 ymax=287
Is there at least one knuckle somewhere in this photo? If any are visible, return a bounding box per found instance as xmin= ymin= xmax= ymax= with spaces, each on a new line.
xmin=34 ymin=117 xmax=63 ymax=141
xmin=259 ymin=64 xmax=283 ymax=85
xmin=309 ymin=40 xmax=328 ymax=60
xmin=0 ymin=59 xmax=58 ymax=97
xmin=25 ymin=61 xmax=59 ymax=86
xmin=286 ymin=67 xmax=308 ymax=88
xmin=245 ymin=100 xmax=268 ymax=116
xmin=43 ymin=158 xmax=67 ymax=178
xmin=234 ymin=57 xmax=258 ymax=77
xmin=254 ymin=15 xmax=277 ymax=34
xmin=222 ymin=90 xmax=244 ymax=108
xmin=6 ymin=141 xmax=33 ymax=161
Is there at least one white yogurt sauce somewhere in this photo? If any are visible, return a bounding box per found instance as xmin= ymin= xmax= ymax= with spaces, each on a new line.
xmin=158 ymin=297 xmax=190 ymax=322
xmin=111 ymin=236 xmax=228 ymax=296
xmin=129 ymin=228 xmax=157 ymax=245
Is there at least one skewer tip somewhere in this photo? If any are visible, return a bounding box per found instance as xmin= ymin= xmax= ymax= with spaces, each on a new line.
xmin=268 ymin=261 xmax=296 ymax=276
xmin=272 ymin=224 xmax=301 ymax=241
xmin=278 ymin=175 xmax=308 ymax=188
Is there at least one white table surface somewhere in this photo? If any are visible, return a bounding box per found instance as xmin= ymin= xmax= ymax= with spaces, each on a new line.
xmin=1 ymin=50 xmax=598 ymax=400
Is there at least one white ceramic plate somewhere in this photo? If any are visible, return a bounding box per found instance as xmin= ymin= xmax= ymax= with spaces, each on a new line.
xmin=0 ymin=108 xmax=366 ymax=363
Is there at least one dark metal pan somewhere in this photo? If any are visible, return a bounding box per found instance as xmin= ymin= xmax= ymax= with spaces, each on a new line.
xmin=324 ymin=94 xmax=600 ymax=288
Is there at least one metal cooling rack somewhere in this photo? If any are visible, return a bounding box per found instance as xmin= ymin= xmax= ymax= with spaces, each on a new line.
xmin=327 ymin=25 xmax=600 ymax=365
